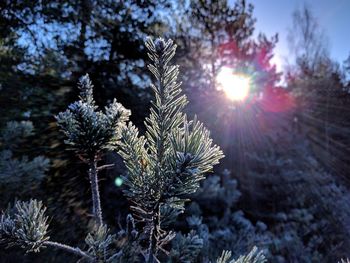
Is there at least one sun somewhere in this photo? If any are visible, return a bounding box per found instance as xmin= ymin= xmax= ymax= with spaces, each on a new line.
xmin=216 ymin=67 xmax=251 ymax=101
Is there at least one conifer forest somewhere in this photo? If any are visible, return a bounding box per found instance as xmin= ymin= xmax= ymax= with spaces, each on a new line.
xmin=1 ymin=1 xmax=350 ymax=262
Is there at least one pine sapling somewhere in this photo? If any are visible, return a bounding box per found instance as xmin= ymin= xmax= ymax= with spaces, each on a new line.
xmin=118 ymin=37 xmax=224 ymax=262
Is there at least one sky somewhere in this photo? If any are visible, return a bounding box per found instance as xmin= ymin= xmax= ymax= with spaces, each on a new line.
xmin=249 ymin=0 xmax=350 ymax=71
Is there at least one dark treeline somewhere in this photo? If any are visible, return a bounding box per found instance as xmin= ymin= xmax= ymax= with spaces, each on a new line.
xmin=0 ymin=0 xmax=349 ymax=262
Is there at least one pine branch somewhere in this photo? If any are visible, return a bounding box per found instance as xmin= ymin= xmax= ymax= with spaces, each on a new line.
xmin=97 ymin=164 xmax=114 ymax=171
xmin=0 ymin=199 xmax=124 ymax=261
xmin=106 ymin=251 xmax=123 ymax=262
xmin=43 ymin=241 xmax=93 ymax=261
xmin=56 ymin=74 xmax=130 ymax=226
xmin=119 ymin=37 xmax=224 ymax=262
xmin=0 ymin=200 xmax=49 ymax=253
xmin=85 ymin=224 xmax=116 ymax=261
xmin=89 ymin=159 xmax=103 ymax=226
xmin=56 ymin=74 xmax=130 ymax=159
xmin=216 ymin=247 xmax=266 ymax=263
xmin=0 ymin=199 xmax=93 ymax=261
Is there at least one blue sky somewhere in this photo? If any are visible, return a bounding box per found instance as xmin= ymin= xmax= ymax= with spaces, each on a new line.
xmin=249 ymin=0 xmax=350 ymax=70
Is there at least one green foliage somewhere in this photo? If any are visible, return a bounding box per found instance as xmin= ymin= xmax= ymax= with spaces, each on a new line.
xmin=0 ymin=199 xmax=49 ymax=253
xmin=56 ymin=74 xmax=130 ymax=160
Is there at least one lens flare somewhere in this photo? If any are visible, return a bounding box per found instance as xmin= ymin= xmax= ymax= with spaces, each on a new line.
xmin=216 ymin=67 xmax=250 ymax=101
xmin=114 ymin=177 xmax=123 ymax=187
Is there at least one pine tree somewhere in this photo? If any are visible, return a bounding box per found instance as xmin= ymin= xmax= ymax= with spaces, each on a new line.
xmin=56 ymin=74 xmax=131 ymax=226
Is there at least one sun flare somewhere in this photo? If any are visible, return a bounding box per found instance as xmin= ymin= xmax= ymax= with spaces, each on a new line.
xmin=216 ymin=67 xmax=251 ymax=101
